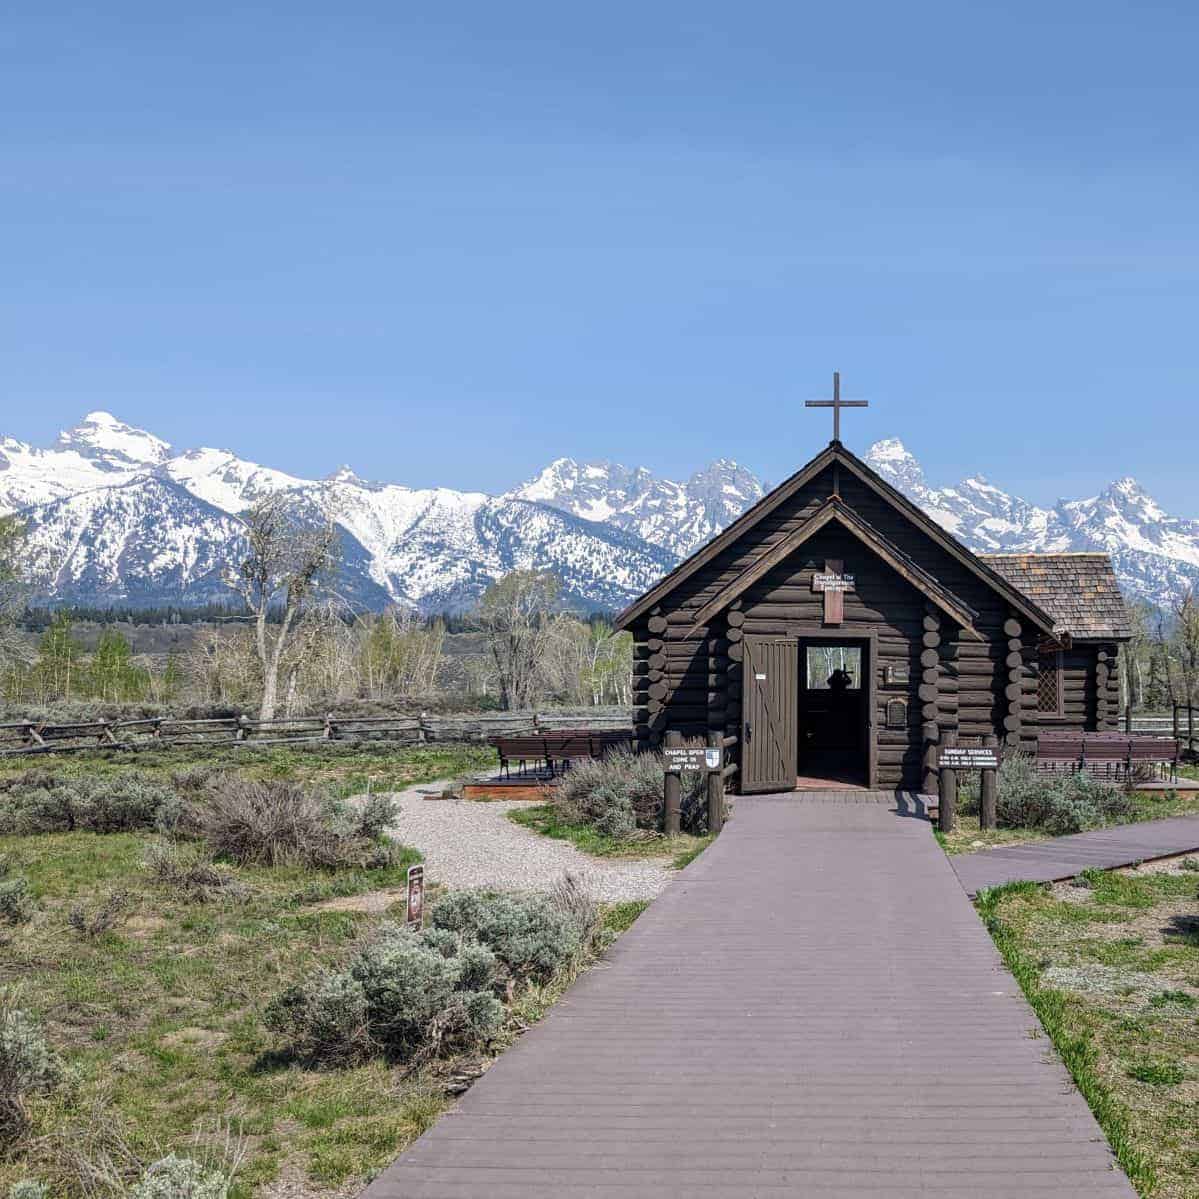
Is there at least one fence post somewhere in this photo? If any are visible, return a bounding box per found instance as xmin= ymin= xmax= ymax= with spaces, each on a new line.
xmin=1124 ymin=704 xmax=1132 ymax=734
xmin=706 ymin=729 xmax=724 ymax=834
xmin=979 ymin=734 xmax=998 ymax=831
xmin=237 ymin=714 xmax=250 ymax=742
xmin=663 ymin=730 xmax=682 ymax=837
xmin=938 ymin=728 xmax=957 ymax=834
xmin=1173 ymin=703 xmax=1180 ymax=743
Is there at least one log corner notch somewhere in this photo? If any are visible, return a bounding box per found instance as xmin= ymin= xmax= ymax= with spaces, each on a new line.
xmin=1003 ymin=613 xmax=1023 ymax=749
xmin=920 ymin=603 xmax=942 ymax=795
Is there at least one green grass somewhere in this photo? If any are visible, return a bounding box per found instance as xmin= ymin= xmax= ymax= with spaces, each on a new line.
xmin=506 ymin=803 xmax=711 ymax=865
xmin=977 ymin=870 xmax=1199 ymax=1197
xmin=0 ymin=810 xmax=644 ymax=1196
xmin=602 ymin=899 xmax=649 ymax=934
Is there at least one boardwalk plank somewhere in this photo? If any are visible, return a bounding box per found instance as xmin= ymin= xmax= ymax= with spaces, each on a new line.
xmin=952 ymin=812 xmax=1199 ymax=895
xmin=364 ymin=793 xmax=1136 ymax=1199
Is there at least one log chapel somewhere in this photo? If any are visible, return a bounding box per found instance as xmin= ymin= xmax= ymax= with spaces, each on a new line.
xmin=615 ymin=379 xmax=1132 ymax=793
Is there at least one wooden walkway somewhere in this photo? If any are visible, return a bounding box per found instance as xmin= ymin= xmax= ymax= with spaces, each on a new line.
xmin=952 ymin=813 xmax=1199 ymax=896
xmin=364 ymin=792 xmax=1134 ymax=1198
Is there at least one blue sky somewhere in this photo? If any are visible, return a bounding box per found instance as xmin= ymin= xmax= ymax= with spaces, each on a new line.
xmin=3 ymin=2 xmax=1197 ymax=511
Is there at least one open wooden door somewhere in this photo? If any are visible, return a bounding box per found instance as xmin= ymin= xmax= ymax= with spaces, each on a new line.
xmin=741 ymin=637 xmax=799 ymax=793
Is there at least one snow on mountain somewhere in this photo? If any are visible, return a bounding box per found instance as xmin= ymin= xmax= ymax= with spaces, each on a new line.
xmin=1 ymin=417 xmax=678 ymax=612
xmin=20 ymin=477 xmax=244 ymax=606
xmin=3 ymin=410 xmax=1196 ymax=613
xmin=161 ymin=447 xmax=306 ymax=513
xmin=508 ymin=456 xmax=764 ymax=557
xmin=865 ymin=440 xmax=1199 ymax=608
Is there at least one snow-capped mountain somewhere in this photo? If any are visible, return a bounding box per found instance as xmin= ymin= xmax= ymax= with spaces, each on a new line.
xmin=864 ymin=438 xmax=1199 ymax=609
xmin=2 ymin=412 xmax=1196 ymax=613
xmin=508 ymin=457 xmax=764 ymax=558
xmin=1 ymin=414 xmax=675 ymax=611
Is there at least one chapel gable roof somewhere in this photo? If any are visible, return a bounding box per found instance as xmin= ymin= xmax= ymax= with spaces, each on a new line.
xmin=615 ymin=441 xmax=1056 ymax=634
xmin=979 ymin=553 xmax=1132 ymax=641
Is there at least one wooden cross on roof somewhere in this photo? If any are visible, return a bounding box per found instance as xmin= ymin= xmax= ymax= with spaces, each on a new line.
xmin=805 ymin=371 xmax=868 ymax=443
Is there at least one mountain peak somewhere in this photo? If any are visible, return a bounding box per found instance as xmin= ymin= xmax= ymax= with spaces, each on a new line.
xmin=55 ymin=412 xmax=172 ymax=470
xmin=865 ymin=437 xmax=926 ymax=491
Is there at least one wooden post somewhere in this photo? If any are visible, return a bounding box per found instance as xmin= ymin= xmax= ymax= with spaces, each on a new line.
xmin=979 ymin=734 xmax=999 ymax=831
xmin=921 ymin=720 xmax=939 ymax=795
xmin=1173 ymin=703 xmax=1180 ymax=743
xmin=706 ymin=729 xmax=724 ymax=834
xmin=664 ymin=730 xmax=682 ymax=837
xmin=1124 ymin=704 xmax=1132 ymax=734
xmin=938 ymin=729 xmax=957 ymax=833
xmin=237 ymin=714 xmax=250 ymax=742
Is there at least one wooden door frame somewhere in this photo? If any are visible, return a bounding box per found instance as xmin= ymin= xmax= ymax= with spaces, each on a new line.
xmin=790 ymin=627 xmax=878 ymax=791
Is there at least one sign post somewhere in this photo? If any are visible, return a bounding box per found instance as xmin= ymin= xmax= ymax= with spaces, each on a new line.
xmin=406 ymin=864 xmax=425 ymax=929
xmin=662 ymin=735 xmax=726 ymax=836
xmin=938 ymin=736 xmax=1002 ymax=833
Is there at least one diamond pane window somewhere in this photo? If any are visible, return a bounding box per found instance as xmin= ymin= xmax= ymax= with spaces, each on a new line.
xmin=1037 ymin=652 xmax=1062 ymax=715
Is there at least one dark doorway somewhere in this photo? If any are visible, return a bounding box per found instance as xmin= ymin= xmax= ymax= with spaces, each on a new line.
xmin=797 ymin=639 xmax=870 ymax=788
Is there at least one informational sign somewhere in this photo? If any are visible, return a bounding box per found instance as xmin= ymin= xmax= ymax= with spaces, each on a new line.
xmin=663 ymin=746 xmax=722 ymax=772
xmin=939 ymin=746 xmax=1000 ymax=770
xmin=406 ymin=864 xmax=425 ymax=929
xmin=812 ymin=573 xmax=856 ymax=592
xmin=812 ymin=559 xmax=854 ymax=626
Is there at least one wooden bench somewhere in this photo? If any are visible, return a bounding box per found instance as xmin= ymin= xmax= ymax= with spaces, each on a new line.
xmin=1036 ymin=732 xmax=1180 ymax=784
xmin=489 ymin=731 xmax=633 ymax=777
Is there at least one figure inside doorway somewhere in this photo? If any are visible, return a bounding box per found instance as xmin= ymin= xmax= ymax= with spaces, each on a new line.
xmin=826 ymin=667 xmax=853 ymax=696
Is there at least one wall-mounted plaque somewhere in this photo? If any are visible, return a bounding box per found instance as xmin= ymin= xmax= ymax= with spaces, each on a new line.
xmin=885 ymin=698 xmax=908 ymax=729
xmin=886 ymin=663 xmax=910 ymax=685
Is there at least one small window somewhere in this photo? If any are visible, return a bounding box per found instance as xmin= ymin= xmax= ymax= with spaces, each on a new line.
xmin=806 ymin=646 xmax=862 ymax=691
xmin=1037 ymin=651 xmax=1063 ymax=715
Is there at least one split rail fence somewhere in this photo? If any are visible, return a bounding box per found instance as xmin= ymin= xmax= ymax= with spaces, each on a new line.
xmin=0 ymin=707 xmax=634 ymax=758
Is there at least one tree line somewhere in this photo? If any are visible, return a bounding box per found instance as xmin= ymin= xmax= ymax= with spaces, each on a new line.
xmin=0 ymin=502 xmax=633 ymax=718
xmin=1120 ymin=593 xmax=1199 ymax=717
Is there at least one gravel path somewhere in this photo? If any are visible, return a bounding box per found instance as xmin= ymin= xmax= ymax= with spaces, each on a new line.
xmin=384 ymin=784 xmax=676 ymax=902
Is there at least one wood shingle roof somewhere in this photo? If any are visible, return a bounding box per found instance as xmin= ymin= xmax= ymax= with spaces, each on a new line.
xmin=980 ymin=553 xmax=1132 ymax=640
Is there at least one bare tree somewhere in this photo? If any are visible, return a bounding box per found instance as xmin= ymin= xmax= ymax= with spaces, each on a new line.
xmin=0 ymin=516 xmax=28 ymax=669
xmin=224 ymin=494 xmax=340 ymax=720
xmin=543 ymin=616 xmax=633 ymax=705
xmin=472 ymin=570 xmax=560 ymax=710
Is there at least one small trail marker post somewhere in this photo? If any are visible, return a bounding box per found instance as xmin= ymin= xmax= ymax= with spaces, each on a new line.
xmin=406 ymin=864 xmax=425 ymax=929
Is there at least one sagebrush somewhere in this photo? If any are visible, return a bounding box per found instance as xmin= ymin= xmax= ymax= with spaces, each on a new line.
xmin=991 ymin=753 xmax=1133 ymax=833
xmin=0 ymin=989 xmax=62 ymax=1148
xmin=197 ymin=776 xmax=396 ymax=870
xmin=0 ymin=771 xmax=177 ymax=836
xmin=267 ymin=877 xmax=600 ymax=1065
xmin=0 ymin=859 xmax=33 ymax=926
xmin=551 ymin=749 xmax=706 ymax=837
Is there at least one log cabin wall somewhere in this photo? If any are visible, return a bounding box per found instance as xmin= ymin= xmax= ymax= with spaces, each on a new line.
xmin=628 ymin=457 xmax=1123 ymax=789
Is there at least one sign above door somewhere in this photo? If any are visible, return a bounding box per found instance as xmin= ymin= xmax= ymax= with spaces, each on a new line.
xmin=812 ymin=558 xmax=855 ymax=624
